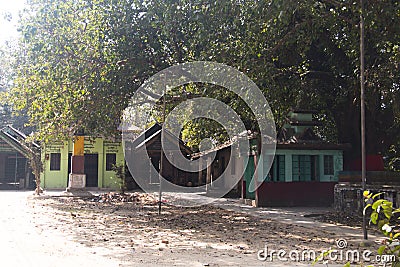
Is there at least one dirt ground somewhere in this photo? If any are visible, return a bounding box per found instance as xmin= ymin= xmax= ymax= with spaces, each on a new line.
xmin=23 ymin=191 xmax=382 ymax=267
xmin=0 ymin=191 xmax=385 ymax=267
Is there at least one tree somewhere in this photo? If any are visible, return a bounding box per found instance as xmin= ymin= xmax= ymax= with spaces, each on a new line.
xmin=0 ymin=41 xmax=30 ymax=130
xmin=8 ymin=0 xmax=400 ymax=165
xmin=233 ymin=0 xmax=400 ymax=161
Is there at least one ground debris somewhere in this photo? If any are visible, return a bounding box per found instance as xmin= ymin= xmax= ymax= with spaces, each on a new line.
xmin=30 ymin=193 xmax=380 ymax=266
xmin=314 ymin=211 xmax=363 ymax=227
xmin=91 ymin=192 xmax=157 ymax=204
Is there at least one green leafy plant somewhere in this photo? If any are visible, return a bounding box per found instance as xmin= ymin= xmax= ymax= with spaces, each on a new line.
xmin=313 ymin=249 xmax=333 ymax=266
xmin=364 ymin=190 xmax=400 ymax=265
xmin=111 ymin=164 xmax=127 ymax=194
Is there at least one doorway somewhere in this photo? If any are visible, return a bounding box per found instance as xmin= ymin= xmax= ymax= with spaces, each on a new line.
xmin=85 ymin=154 xmax=99 ymax=187
xmin=67 ymin=153 xmax=99 ymax=187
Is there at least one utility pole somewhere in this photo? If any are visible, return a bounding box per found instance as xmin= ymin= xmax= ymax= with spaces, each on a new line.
xmin=158 ymin=81 xmax=166 ymax=215
xmin=360 ymin=0 xmax=368 ymax=240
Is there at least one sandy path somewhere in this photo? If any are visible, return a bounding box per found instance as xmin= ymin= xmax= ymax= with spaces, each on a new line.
xmin=0 ymin=191 xmax=120 ymax=267
xmin=0 ymin=191 xmax=381 ymax=267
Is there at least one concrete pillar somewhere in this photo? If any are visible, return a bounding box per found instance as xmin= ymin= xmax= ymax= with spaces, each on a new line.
xmin=206 ymin=157 xmax=212 ymax=192
xmin=68 ymin=135 xmax=86 ymax=190
xmin=198 ymin=158 xmax=203 ymax=186
xmin=254 ymin=152 xmax=259 ymax=207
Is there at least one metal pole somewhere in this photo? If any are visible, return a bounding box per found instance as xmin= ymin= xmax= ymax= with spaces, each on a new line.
xmin=14 ymin=152 xmax=17 ymax=188
xmin=158 ymin=78 xmax=166 ymax=215
xmin=253 ymin=151 xmax=258 ymax=207
xmin=360 ymin=0 xmax=368 ymax=240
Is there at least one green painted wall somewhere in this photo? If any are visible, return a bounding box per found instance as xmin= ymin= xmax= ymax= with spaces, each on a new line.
xmin=274 ymin=149 xmax=343 ymax=182
xmin=41 ymin=141 xmax=68 ymax=188
xmin=243 ymin=149 xmax=344 ymax=197
xmin=41 ymin=137 xmax=124 ymax=189
xmin=258 ymin=149 xmax=343 ymax=182
xmin=244 ymin=155 xmax=255 ymax=199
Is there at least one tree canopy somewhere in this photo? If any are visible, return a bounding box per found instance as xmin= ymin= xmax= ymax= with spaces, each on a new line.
xmin=5 ymin=0 xmax=400 ymax=164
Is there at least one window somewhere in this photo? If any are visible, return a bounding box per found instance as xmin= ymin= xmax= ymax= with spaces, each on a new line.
xmin=50 ymin=153 xmax=61 ymax=171
xmin=292 ymin=155 xmax=319 ymax=181
xmin=106 ymin=153 xmax=116 ymax=171
xmin=270 ymin=155 xmax=285 ymax=182
xmin=324 ymin=155 xmax=334 ymax=175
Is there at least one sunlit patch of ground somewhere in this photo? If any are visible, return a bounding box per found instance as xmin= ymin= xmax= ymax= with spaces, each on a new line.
xmin=28 ymin=193 xmax=372 ymax=266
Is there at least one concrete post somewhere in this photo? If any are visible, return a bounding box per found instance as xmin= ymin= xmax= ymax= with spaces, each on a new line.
xmin=67 ymin=135 xmax=86 ymax=190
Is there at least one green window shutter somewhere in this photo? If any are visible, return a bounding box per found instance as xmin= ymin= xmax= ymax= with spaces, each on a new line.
xmin=292 ymin=155 xmax=299 ymax=181
xmin=324 ymin=155 xmax=334 ymax=175
xmin=278 ymin=155 xmax=285 ymax=181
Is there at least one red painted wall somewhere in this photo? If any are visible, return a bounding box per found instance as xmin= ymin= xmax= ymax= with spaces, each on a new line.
xmin=71 ymin=155 xmax=85 ymax=174
xmin=347 ymin=154 xmax=384 ymax=171
xmin=255 ymin=181 xmax=336 ymax=207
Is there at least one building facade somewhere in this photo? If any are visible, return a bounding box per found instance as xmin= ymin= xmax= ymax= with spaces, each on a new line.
xmin=0 ymin=126 xmax=37 ymax=189
xmin=241 ymin=110 xmax=349 ymax=206
xmin=242 ymin=147 xmax=344 ymax=206
xmin=41 ymin=137 xmax=124 ymax=189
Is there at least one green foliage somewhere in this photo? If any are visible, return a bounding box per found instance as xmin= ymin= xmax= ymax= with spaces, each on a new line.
xmin=0 ymin=47 xmax=12 ymax=92
xmin=387 ymin=142 xmax=400 ymax=172
xmin=6 ymin=0 xmax=400 ymax=164
xmin=181 ymin=118 xmax=228 ymax=151
xmin=111 ymin=164 xmax=126 ymax=194
xmin=154 ymin=83 xmax=255 ymax=149
xmin=312 ymin=249 xmax=333 ymax=265
xmin=364 ymin=190 xmax=400 ymax=264
xmin=0 ymin=44 xmax=31 ymax=131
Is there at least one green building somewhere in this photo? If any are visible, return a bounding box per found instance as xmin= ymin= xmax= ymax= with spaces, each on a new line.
xmin=241 ymin=110 xmax=349 ymax=206
xmin=41 ymin=137 xmax=124 ymax=189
